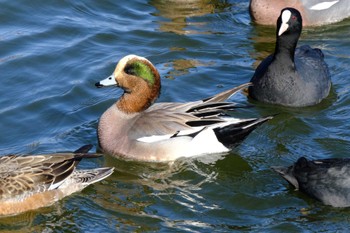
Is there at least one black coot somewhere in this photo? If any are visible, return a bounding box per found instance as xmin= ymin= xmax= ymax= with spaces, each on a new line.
xmin=274 ymin=157 xmax=350 ymax=207
xmin=249 ymin=8 xmax=331 ymax=107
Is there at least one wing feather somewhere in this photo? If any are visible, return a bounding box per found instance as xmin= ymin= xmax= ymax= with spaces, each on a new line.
xmin=130 ymin=83 xmax=251 ymax=139
xmin=0 ymin=145 xmax=97 ymax=202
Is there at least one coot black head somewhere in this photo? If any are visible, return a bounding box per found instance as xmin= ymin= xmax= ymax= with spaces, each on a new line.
xmin=277 ymin=8 xmax=302 ymax=37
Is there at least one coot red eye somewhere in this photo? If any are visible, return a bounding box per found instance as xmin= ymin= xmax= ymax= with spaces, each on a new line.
xmin=292 ymin=15 xmax=297 ymax=20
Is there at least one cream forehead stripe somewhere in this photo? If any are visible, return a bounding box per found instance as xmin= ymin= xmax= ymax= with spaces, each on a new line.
xmin=115 ymin=54 xmax=151 ymax=74
xmin=119 ymin=55 xmax=150 ymax=67
xmin=278 ymin=9 xmax=292 ymax=36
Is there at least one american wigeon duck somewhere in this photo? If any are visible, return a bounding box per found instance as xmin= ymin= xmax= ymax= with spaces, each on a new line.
xmin=248 ymin=8 xmax=331 ymax=107
xmin=0 ymin=145 xmax=114 ymax=216
xmin=250 ymin=0 xmax=350 ymax=26
xmin=274 ymin=157 xmax=350 ymax=207
xmin=95 ymin=55 xmax=272 ymax=162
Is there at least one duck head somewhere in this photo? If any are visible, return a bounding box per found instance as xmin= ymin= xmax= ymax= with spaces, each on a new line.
xmin=96 ymin=55 xmax=161 ymax=114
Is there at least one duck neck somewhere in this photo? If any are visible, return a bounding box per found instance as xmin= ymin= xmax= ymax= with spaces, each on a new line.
xmin=116 ymin=82 xmax=160 ymax=114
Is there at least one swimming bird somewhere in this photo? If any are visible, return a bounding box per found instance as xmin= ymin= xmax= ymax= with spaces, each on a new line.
xmin=95 ymin=54 xmax=272 ymax=162
xmin=250 ymin=0 xmax=350 ymax=26
xmin=0 ymin=144 xmax=114 ymax=216
xmin=248 ymin=8 xmax=331 ymax=107
xmin=273 ymin=157 xmax=350 ymax=207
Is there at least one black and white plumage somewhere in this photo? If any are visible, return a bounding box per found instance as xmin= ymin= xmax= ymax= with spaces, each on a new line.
xmin=95 ymin=55 xmax=273 ymax=162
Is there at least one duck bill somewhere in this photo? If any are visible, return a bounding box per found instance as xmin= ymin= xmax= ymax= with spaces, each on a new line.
xmin=95 ymin=74 xmax=118 ymax=88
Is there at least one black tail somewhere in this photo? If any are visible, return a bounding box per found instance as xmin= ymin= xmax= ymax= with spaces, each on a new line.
xmin=213 ymin=116 xmax=272 ymax=149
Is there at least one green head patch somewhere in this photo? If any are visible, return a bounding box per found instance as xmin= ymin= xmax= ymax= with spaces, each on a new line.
xmin=124 ymin=61 xmax=155 ymax=86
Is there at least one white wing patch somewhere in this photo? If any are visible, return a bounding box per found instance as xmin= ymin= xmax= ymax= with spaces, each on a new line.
xmin=309 ymin=1 xmax=339 ymax=10
xmin=136 ymin=127 xmax=205 ymax=143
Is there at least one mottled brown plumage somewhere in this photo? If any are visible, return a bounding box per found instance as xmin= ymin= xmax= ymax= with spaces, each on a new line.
xmin=0 ymin=145 xmax=114 ymax=216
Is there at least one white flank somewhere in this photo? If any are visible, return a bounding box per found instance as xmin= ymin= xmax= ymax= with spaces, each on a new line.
xmin=137 ymin=117 xmax=262 ymax=156
xmin=309 ymin=1 xmax=339 ymax=10
xmin=278 ymin=10 xmax=292 ymax=36
xmin=137 ymin=117 xmax=255 ymax=143
xmin=189 ymin=128 xmax=229 ymax=154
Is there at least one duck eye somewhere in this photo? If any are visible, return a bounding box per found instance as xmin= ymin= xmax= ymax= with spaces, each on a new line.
xmin=124 ymin=65 xmax=136 ymax=76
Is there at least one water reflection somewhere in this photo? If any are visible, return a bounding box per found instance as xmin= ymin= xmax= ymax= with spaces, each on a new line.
xmin=99 ymin=153 xmax=252 ymax=225
xmin=248 ymin=25 xmax=275 ymax=68
xmin=0 ymin=205 xmax=63 ymax=232
xmin=150 ymin=0 xmax=231 ymax=35
xmin=163 ymin=57 xmax=215 ymax=79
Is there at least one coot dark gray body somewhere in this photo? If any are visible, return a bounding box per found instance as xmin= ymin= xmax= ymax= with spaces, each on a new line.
xmin=274 ymin=157 xmax=350 ymax=207
xmin=249 ymin=8 xmax=331 ymax=107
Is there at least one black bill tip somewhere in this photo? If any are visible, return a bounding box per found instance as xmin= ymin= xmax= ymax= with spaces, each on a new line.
xmin=95 ymin=82 xmax=104 ymax=88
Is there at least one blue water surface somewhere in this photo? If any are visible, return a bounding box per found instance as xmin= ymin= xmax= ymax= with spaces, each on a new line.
xmin=1 ymin=0 xmax=350 ymax=232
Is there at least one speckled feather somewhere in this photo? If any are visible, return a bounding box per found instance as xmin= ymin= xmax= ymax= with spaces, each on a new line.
xmin=0 ymin=145 xmax=114 ymax=216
